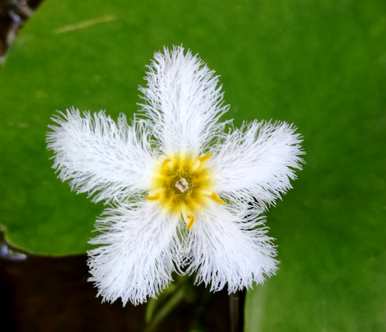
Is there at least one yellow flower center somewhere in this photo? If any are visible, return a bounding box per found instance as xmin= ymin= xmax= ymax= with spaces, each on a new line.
xmin=146 ymin=152 xmax=224 ymax=229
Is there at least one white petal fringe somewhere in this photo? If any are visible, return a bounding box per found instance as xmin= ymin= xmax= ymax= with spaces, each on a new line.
xmin=47 ymin=108 xmax=156 ymax=203
xmin=211 ymin=121 xmax=304 ymax=208
xmin=139 ymin=46 xmax=230 ymax=154
xmin=88 ymin=202 xmax=180 ymax=305
xmin=185 ymin=203 xmax=278 ymax=293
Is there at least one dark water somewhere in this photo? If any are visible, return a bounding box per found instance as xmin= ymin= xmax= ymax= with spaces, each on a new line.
xmin=0 ymin=238 xmax=242 ymax=332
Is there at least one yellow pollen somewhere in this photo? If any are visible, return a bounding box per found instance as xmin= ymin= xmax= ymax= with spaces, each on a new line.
xmin=146 ymin=152 xmax=224 ymax=229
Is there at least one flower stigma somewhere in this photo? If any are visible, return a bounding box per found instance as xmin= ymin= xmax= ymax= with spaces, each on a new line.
xmin=146 ymin=153 xmax=224 ymax=229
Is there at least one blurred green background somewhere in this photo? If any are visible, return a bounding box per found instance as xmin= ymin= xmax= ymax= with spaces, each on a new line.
xmin=0 ymin=0 xmax=385 ymax=331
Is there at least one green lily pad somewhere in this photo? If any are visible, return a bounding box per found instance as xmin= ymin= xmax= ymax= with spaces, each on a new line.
xmin=0 ymin=0 xmax=385 ymax=330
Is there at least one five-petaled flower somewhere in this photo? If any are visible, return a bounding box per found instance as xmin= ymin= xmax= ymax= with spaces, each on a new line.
xmin=47 ymin=46 xmax=303 ymax=305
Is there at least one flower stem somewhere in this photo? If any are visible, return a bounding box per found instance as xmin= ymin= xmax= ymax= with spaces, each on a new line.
xmin=229 ymin=290 xmax=246 ymax=332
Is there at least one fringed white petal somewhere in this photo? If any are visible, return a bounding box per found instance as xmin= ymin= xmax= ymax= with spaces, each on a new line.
xmin=211 ymin=121 xmax=303 ymax=208
xmin=47 ymin=108 xmax=156 ymax=203
xmin=185 ymin=203 xmax=278 ymax=293
xmin=87 ymin=202 xmax=180 ymax=305
xmin=139 ymin=46 xmax=229 ymax=154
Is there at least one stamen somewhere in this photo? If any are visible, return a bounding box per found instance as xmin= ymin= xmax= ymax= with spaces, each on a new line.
xmin=182 ymin=207 xmax=196 ymax=229
xmin=198 ymin=152 xmax=212 ymax=163
xmin=208 ymin=192 xmax=225 ymax=205
xmin=192 ymin=160 xmax=201 ymax=171
xmin=186 ymin=214 xmax=195 ymax=230
xmin=192 ymin=153 xmax=212 ymax=171
xmin=161 ymin=158 xmax=171 ymax=170
xmin=148 ymin=152 xmax=223 ymax=227
xmin=146 ymin=190 xmax=161 ymax=201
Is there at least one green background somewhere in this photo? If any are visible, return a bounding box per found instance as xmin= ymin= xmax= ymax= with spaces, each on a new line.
xmin=0 ymin=0 xmax=385 ymax=331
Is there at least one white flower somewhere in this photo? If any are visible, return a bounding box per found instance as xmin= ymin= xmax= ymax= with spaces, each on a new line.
xmin=47 ymin=46 xmax=303 ymax=306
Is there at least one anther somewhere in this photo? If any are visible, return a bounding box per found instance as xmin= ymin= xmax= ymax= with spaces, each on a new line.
xmin=198 ymin=152 xmax=212 ymax=163
xmin=186 ymin=214 xmax=195 ymax=229
xmin=146 ymin=190 xmax=161 ymax=201
xmin=193 ymin=153 xmax=212 ymax=171
xmin=182 ymin=207 xmax=196 ymax=229
xmin=208 ymin=192 xmax=225 ymax=205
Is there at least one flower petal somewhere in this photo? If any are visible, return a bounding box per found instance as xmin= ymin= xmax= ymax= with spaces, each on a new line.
xmin=185 ymin=203 xmax=277 ymax=293
xmin=211 ymin=121 xmax=303 ymax=208
xmin=87 ymin=202 xmax=180 ymax=305
xmin=139 ymin=46 xmax=229 ymax=154
xmin=47 ymin=108 xmax=156 ymax=203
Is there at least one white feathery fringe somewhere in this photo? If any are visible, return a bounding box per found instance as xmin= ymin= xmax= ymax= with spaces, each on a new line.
xmin=211 ymin=121 xmax=303 ymax=209
xmin=47 ymin=46 xmax=304 ymax=306
xmin=185 ymin=202 xmax=278 ymax=293
xmin=139 ymin=46 xmax=230 ymax=154
xmin=47 ymin=108 xmax=156 ymax=203
xmin=87 ymin=202 xmax=181 ymax=305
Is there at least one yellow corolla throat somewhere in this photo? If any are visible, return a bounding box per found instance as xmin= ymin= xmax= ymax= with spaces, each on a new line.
xmin=146 ymin=152 xmax=224 ymax=229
